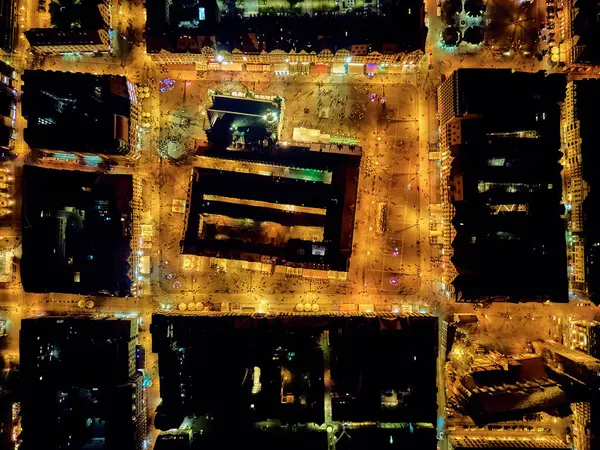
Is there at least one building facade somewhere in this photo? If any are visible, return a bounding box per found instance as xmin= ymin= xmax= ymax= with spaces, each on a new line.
xmin=562 ymin=80 xmax=587 ymax=292
xmin=438 ymin=74 xmax=459 ymax=297
xmin=561 ymin=79 xmax=600 ymax=303
xmin=572 ymin=401 xmax=592 ymax=450
xmin=149 ymin=46 xmax=424 ymax=70
xmin=561 ymin=319 xmax=600 ymax=358
xmin=0 ymin=61 xmax=17 ymax=158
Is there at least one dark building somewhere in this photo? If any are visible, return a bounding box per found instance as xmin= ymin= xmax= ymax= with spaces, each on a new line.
xmin=24 ymin=28 xmax=109 ymax=52
xmin=0 ymin=0 xmax=18 ymax=51
xmin=568 ymin=0 xmax=600 ymax=65
xmin=182 ymin=144 xmax=360 ymax=271
xmin=146 ymin=0 xmax=425 ymax=58
xmin=136 ymin=344 xmax=146 ymax=371
xmin=145 ymin=0 xmax=218 ymax=55
xmin=329 ymin=315 xmax=438 ymax=424
xmin=0 ymin=61 xmax=17 ymax=158
xmin=21 ymin=70 xmax=137 ymax=156
xmin=19 ymin=317 xmax=147 ymax=450
xmin=21 ymin=166 xmax=133 ymax=296
xmin=151 ymin=313 xmax=327 ymax=430
xmin=151 ymin=313 xmax=437 ymax=433
xmin=438 ymin=69 xmax=568 ymax=303
xmin=24 ymin=0 xmax=111 ymax=53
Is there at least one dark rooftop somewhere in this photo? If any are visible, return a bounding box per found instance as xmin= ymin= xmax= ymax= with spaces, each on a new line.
xmin=209 ymin=95 xmax=279 ymax=117
xmin=573 ymin=0 xmax=600 ymax=64
xmin=21 ymin=166 xmax=133 ymax=296
xmin=20 ymin=316 xmax=137 ymax=387
xmin=442 ymin=70 xmax=568 ymax=303
xmin=151 ymin=314 xmax=438 ymax=431
xmin=21 ymin=70 xmax=132 ymax=155
xmin=146 ymin=0 xmax=426 ymax=54
xmin=24 ymin=28 xmax=106 ymax=46
xmin=0 ymin=0 xmax=18 ymax=51
xmin=24 ymin=0 xmax=109 ymax=49
xmin=48 ymin=0 xmax=105 ymax=30
xmin=19 ymin=316 xmax=143 ymax=450
xmin=439 ymin=70 xmax=566 ymax=125
xmin=181 ymin=161 xmax=359 ymax=271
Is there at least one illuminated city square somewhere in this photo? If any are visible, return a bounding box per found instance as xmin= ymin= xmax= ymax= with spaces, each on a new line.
xmin=1 ymin=0 xmax=600 ymax=447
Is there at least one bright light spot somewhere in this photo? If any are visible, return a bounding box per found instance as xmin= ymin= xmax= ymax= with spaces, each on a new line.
xmin=216 ymin=54 xmax=225 ymax=63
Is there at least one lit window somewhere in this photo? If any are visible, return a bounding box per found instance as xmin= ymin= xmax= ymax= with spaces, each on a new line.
xmin=477 ymin=181 xmax=490 ymax=193
xmin=488 ymin=158 xmax=505 ymax=167
xmin=37 ymin=117 xmax=55 ymax=125
xmin=312 ymin=245 xmax=326 ymax=256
